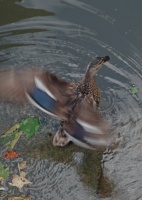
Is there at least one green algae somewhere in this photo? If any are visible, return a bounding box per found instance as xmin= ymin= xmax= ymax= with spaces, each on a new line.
xmin=16 ymin=132 xmax=113 ymax=196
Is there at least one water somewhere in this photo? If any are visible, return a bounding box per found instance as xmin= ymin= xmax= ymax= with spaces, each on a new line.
xmin=0 ymin=0 xmax=142 ymax=199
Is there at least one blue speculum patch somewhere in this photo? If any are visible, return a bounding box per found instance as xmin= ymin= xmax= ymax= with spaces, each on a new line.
xmin=31 ymin=87 xmax=56 ymax=113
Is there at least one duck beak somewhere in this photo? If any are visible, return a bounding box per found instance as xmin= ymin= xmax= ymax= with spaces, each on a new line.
xmin=88 ymin=56 xmax=110 ymax=69
xmin=94 ymin=55 xmax=110 ymax=65
xmin=103 ymin=56 xmax=110 ymax=62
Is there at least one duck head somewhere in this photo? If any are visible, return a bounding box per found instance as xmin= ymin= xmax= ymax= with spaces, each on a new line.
xmin=85 ymin=56 xmax=110 ymax=79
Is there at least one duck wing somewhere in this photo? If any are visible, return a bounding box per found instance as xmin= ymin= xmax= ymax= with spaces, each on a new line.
xmin=63 ymin=104 xmax=111 ymax=149
xmin=0 ymin=69 xmax=73 ymax=119
xmin=0 ymin=69 xmax=111 ymax=149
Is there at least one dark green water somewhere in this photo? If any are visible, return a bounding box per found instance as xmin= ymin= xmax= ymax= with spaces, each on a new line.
xmin=0 ymin=1 xmax=142 ymax=200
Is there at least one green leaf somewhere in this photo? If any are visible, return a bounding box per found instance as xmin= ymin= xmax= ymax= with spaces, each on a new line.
xmin=19 ymin=118 xmax=40 ymax=139
xmin=0 ymin=162 xmax=9 ymax=179
xmin=130 ymin=86 xmax=139 ymax=94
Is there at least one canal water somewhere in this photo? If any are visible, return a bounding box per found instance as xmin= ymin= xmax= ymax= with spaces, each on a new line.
xmin=0 ymin=1 xmax=142 ymax=200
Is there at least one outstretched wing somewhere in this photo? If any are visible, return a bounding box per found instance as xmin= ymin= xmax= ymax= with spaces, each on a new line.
xmin=0 ymin=69 xmax=73 ymax=120
xmin=0 ymin=68 xmax=111 ymax=149
xmin=63 ymin=104 xmax=111 ymax=149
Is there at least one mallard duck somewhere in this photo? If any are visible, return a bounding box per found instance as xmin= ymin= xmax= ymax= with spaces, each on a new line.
xmin=0 ymin=56 xmax=110 ymax=149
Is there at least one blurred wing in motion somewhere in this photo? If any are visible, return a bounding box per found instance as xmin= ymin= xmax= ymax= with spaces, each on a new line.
xmin=0 ymin=69 xmax=72 ymax=120
xmin=0 ymin=69 xmax=111 ymax=149
xmin=62 ymin=104 xmax=111 ymax=149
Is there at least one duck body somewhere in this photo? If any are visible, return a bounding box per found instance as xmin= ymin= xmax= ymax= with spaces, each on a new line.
xmin=52 ymin=78 xmax=101 ymax=149
xmin=0 ymin=56 xmax=110 ymax=149
xmin=52 ymin=56 xmax=110 ymax=149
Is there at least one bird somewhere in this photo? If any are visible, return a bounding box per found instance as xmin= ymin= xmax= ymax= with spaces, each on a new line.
xmin=0 ymin=56 xmax=111 ymax=150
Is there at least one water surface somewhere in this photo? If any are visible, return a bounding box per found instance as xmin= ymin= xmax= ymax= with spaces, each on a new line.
xmin=0 ymin=1 xmax=142 ymax=200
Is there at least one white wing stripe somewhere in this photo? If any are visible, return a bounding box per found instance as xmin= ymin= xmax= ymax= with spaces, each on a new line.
xmin=64 ymin=131 xmax=95 ymax=150
xmin=35 ymin=77 xmax=56 ymax=100
xmin=76 ymin=118 xmax=103 ymax=134
xmin=84 ymin=136 xmax=107 ymax=146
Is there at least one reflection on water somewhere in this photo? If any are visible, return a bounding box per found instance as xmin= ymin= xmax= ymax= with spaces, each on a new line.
xmin=0 ymin=0 xmax=54 ymax=25
xmin=0 ymin=0 xmax=142 ymax=199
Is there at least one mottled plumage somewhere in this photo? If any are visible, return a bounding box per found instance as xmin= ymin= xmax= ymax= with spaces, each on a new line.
xmin=0 ymin=56 xmax=110 ymax=149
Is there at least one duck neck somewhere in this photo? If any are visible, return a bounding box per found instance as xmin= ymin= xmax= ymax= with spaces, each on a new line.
xmin=83 ymin=70 xmax=96 ymax=82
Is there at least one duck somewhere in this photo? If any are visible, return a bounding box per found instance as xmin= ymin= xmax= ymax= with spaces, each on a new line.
xmin=0 ymin=56 xmax=110 ymax=150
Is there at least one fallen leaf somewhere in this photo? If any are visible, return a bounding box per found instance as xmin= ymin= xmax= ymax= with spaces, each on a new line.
xmin=0 ymin=130 xmax=22 ymax=150
xmin=0 ymin=177 xmax=4 ymax=182
xmin=20 ymin=171 xmax=26 ymax=178
xmin=0 ymin=162 xmax=9 ymax=179
xmin=9 ymin=131 xmax=23 ymax=150
xmin=18 ymin=161 xmax=27 ymax=172
xmin=4 ymin=150 xmax=19 ymax=159
xmin=8 ymin=195 xmax=30 ymax=200
xmin=20 ymin=117 xmax=40 ymax=139
xmin=3 ymin=123 xmax=20 ymax=136
xmin=130 ymin=86 xmax=139 ymax=94
xmin=9 ymin=174 xmax=32 ymax=190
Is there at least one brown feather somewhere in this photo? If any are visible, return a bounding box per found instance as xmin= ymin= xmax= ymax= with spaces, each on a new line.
xmin=0 ymin=56 xmax=111 ymax=149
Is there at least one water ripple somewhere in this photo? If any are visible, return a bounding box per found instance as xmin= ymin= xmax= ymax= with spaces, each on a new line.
xmin=27 ymin=159 xmax=98 ymax=200
xmin=0 ymin=1 xmax=142 ymax=199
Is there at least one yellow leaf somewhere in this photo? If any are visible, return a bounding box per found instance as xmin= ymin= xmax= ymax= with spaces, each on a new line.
xmin=3 ymin=123 xmax=20 ymax=136
xmin=20 ymin=171 xmax=26 ymax=178
xmin=18 ymin=161 xmax=27 ymax=172
xmin=10 ymin=131 xmax=22 ymax=150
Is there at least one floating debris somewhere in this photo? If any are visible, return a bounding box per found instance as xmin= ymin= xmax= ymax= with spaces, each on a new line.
xmin=0 ymin=162 xmax=10 ymax=179
xmin=130 ymin=86 xmax=139 ymax=94
xmin=0 ymin=117 xmax=40 ymax=150
xmin=9 ymin=174 xmax=32 ymax=191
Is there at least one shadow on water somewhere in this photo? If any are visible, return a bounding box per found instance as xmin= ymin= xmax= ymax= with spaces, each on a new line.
xmin=0 ymin=0 xmax=142 ymax=199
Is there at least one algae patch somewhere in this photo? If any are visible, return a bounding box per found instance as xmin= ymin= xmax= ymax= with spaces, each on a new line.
xmin=17 ymin=132 xmax=113 ymax=196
